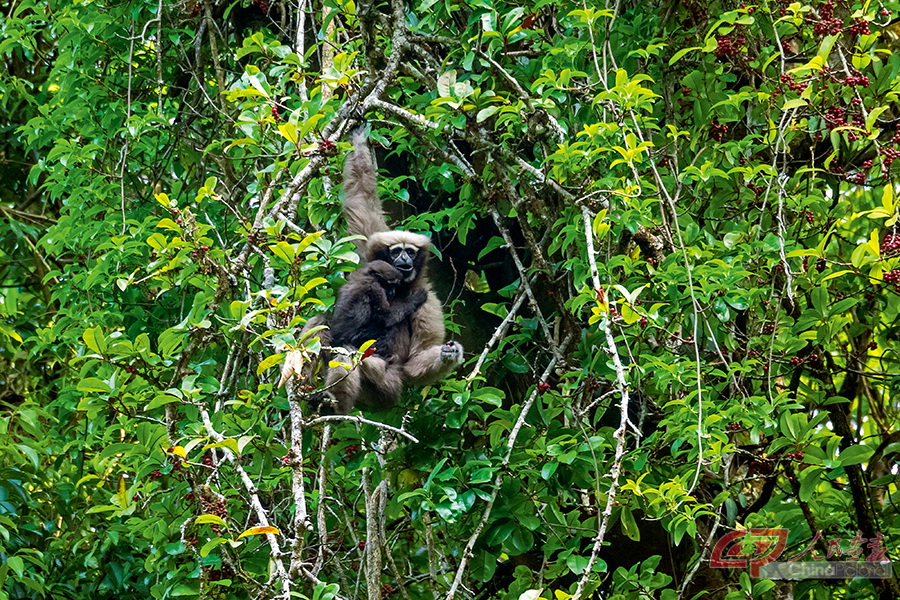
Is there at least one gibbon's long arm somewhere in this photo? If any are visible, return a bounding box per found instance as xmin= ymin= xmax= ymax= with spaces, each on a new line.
xmin=343 ymin=128 xmax=390 ymax=241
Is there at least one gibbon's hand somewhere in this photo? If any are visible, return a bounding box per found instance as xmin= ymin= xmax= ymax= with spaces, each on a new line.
xmin=440 ymin=341 xmax=464 ymax=365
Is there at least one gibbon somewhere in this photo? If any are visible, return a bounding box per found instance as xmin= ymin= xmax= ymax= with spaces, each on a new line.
xmin=304 ymin=126 xmax=464 ymax=413
xmin=329 ymin=259 xmax=428 ymax=359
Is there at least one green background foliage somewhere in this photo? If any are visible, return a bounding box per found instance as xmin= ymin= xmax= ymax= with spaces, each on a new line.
xmin=1 ymin=0 xmax=899 ymax=598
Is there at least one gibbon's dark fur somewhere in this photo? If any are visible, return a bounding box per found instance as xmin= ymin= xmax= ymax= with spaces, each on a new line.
xmin=329 ymin=260 xmax=428 ymax=358
xmin=302 ymin=126 xmax=464 ymax=414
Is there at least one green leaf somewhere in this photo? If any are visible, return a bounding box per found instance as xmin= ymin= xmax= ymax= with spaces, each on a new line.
xmin=6 ymin=556 xmax=24 ymax=579
xmin=200 ymin=538 xmax=229 ymax=558
xmin=476 ymin=106 xmax=500 ymax=122
xmin=566 ymin=553 xmax=590 ymax=575
xmin=620 ymin=506 xmax=640 ymax=541
xmin=669 ymin=47 xmax=699 ymax=65
xmin=838 ymin=445 xmax=873 ymax=466
xmin=82 ymin=327 xmax=107 ymax=354
xmin=77 ymin=378 xmax=112 ymax=393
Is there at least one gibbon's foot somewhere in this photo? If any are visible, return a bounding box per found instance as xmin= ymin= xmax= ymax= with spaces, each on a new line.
xmin=440 ymin=341 xmax=464 ymax=365
xmin=308 ymin=391 xmax=338 ymax=415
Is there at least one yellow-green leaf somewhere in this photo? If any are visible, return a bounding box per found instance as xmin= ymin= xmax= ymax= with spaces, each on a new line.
xmin=236 ymin=526 xmax=280 ymax=540
xmin=82 ymin=327 xmax=107 ymax=354
xmin=257 ymin=353 xmax=284 ymax=375
xmin=202 ymin=438 xmax=240 ymax=455
xmin=278 ymin=123 xmax=298 ymax=145
xmin=195 ymin=514 xmax=228 ymax=528
xmin=821 ymin=269 xmax=854 ymax=282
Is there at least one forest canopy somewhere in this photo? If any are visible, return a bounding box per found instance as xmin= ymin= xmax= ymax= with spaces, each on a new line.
xmin=0 ymin=0 xmax=899 ymax=599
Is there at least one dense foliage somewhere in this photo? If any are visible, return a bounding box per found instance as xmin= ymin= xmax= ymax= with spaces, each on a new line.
xmin=1 ymin=0 xmax=899 ymax=599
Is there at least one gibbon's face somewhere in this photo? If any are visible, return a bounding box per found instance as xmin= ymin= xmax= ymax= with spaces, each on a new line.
xmin=385 ymin=243 xmax=419 ymax=282
xmin=367 ymin=231 xmax=431 ymax=284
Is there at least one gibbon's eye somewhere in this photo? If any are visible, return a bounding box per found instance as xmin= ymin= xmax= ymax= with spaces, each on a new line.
xmin=390 ymin=245 xmax=416 ymax=260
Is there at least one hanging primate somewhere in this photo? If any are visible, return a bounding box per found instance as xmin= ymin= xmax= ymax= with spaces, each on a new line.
xmin=304 ymin=126 xmax=465 ymax=413
xmin=329 ymin=259 xmax=428 ymax=358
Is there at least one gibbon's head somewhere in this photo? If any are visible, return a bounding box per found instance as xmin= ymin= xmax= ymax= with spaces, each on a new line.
xmin=367 ymin=231 xmax=431 ymax=284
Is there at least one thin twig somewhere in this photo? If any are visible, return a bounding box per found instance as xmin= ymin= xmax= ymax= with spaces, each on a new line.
xmin=465 ymin=290 xmax=528 ymax=384
xmin=309 ymin=415 xmax=420 ymax=443
xmin=489 ymin=208 xmax=562 ymax=363
xmin=571 ymin=206 xmax=633 ymax=598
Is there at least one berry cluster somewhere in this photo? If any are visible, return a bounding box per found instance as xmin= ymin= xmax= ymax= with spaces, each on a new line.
xmin=320 ymin=138 xmax=337 ymax=156
xmin=812 ymin=1 xmax=844 ymax=36
xmin=124 ymin=365 xmax=138 ymax=374
xmin=205 ymin=568 xmax=232 ymax=584
xmin=726 ymin=422 xmax=743 ymax=432
xmin=823 ymin=105 xmax=846 ymax=129
xmin=868 ymin=340 xmax=878 ymax=350
xmin=382 ymin=585 xmax=396 ymax=597
xmin=879 ymin=146 xmax=900 ymax=172
xmin=149 ymin=470 xmax=163 ymax=480
xmin=884 ymin=269 xmax=900 ymax=292
xmin=881 ymin=234 xmax=900 ymax=257
xmin=715 ymin=35 xmax=746 ymax=58
xmin=780 ymin=73 xmax=808 ymax=93
xmin=709 ymin=120 xmax=729 ymax=141
xmin=843 ymin=70 xmax=870 ymax=88
xmin=271 ymin=105 xmax=282 ymax=121
xmin=200 ymin=494 xmax=227 ymax=532
xmin=746 ymin=181 xmax=764 ymax=200
xmin=785 ymin=451 xmax=804 ymax=461
xmin=845 ymin=18 xmax=871 ymax=36
xmin=762 ymin=323 xmax=775 ymax=335
xmin=821 ymin=104 xmax=871 ymax=143
xmin=255 ymin=0 xmax=271 ymax=15
xmin=846 ymin=171 xmax=867 ymax=185
xmin=739 ymin=3 xmax=757 ymax=14
xmin=538 ymin=382 xmax=551 ymax=393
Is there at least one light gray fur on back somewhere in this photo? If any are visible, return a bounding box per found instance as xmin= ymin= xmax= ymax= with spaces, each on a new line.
xmin=343 ymin=129 xmax=389 ymax=242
